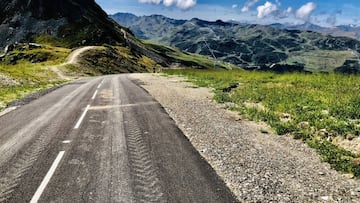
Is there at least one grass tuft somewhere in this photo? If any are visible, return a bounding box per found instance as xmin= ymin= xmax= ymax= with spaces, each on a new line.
xmin=165 ymin=69 xmax=360 ymax=177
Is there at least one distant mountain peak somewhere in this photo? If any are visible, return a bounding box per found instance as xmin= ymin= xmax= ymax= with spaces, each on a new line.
xmin=110 ymin=12 xmax=360 ymax=73
xmin=269 ymin=22 xmax=360 ymax=40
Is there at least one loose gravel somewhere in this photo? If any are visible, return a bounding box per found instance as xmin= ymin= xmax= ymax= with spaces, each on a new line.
xmin=131 ymin=73 xmax=360 ymax=202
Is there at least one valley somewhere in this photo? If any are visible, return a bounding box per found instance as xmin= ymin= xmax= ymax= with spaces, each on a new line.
xmin=111 ymin=13 xmax=360 ymax=73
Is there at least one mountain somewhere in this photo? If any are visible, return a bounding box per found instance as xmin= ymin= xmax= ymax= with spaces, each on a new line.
xmin=111 ymin=13 xmax=186 ymax=42
xmin=269 ymin=23 xmax=360 ymax=40
xmin=0 ymin=0 xmax=130 ymax=49
xmin=0 ymin=0 xmax=187 ymax=67
xmin=1 ymin=1 xmax=236 ymax=72
xmin=111 ymin=13 xmax=360 ymax=72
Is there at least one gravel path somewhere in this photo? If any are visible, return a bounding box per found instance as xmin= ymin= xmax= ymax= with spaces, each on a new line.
xmin=66 ymin=46 xmax=97 ymax=64
xmin=50 ymin=46 xmax=98 ymax=81
xmin=131 ymin=73 xmax=360 ymax=202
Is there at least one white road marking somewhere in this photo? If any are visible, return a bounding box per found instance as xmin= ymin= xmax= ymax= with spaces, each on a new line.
xmin=30 ymin=151 xmax=65 ymax=203
xmin=0 ymin=106 xmax=18 ymax=117
xmin=91 ymin=90 xmax=98 ymax=100
xmin=62 ymin=140 xmax=71 ymax=144
xmin=74 ymin=105 xmax=90 ymax=129
xmin=97 ymin=79 xmax=104 ymax=89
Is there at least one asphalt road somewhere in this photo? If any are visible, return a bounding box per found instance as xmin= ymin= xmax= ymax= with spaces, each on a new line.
xmin=0 ymin=74 xmax=238 ymax=203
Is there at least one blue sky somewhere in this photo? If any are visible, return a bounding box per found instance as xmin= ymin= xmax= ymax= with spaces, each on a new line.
xmin=95 ymin=0 xmax=360 ymax=26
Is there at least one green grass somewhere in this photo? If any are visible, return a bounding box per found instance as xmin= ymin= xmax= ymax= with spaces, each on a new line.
xmin=144 ymin=41 xmax=238 ymax=70
xmin=286 ymin=50 xmax=356 ymax=72
xmin=0 ymin=46 xmax=71 ymax=109
xmin=165 ymin=69 xmax=360 ymax=177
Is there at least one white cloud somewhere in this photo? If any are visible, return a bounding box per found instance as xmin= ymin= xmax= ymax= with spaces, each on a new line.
xmin=257 ymin=1 xmax=278 ymax=18
xmin=232 ymin=4 xmax=238 ymax=9
xmin=285 ymin=7 xmax=292 ymax=13
xmin=279 ymin=7 xmax=292 ymax=18
xmin=296 ymin=2 xmax=317 ymax=21
xmin=241 ymin=0 xmax=259 ymax=13
xmin=139 ymin=0 xmax=196 ymax=10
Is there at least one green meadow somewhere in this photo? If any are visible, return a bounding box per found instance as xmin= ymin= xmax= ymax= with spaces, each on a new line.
xmin=0 ymin=45 xmax=70 ymax=109
xmin=165 ymin=69 xmax=360 ymax=177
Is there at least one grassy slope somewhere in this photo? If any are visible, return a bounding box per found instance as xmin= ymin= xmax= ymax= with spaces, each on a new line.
xmin=0 ymin=44 xmax=154 ymax=109
xmin=76 ymin=46 xmax=158 ymax=74
xmin=165 ymin=69 xmax=360 ymax=177
xmin=144 ymin=41 xmax=238 ymax=70
xmin=0 ymin=37 xmax=225 ymax=110
xmin=286 ymin=50 xmax=356 ymax=72
xmin=0 ymin=45 xmax=71 ymax=109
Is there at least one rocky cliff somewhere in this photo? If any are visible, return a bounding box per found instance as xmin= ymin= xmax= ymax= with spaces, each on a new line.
xmin=0 ymin=0 xmax=127 ymax=48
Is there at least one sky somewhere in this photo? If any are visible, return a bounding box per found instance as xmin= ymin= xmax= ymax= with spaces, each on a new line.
xmin=95 ymin=0 xmax=360 ymax=27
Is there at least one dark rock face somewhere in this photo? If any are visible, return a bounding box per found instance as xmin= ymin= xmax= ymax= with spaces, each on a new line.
xmin=0 ymin=0 xmax=105 ymax=21
xmin=0 ymin=0 xmax=126 ymax=49
xmin=335 ymin=60 xmax=360 ymax=74
xmin=28 ymin=0 xmax=89 ymax=20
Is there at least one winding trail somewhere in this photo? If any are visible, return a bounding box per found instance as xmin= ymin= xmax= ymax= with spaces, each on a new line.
xmin=66 ymin=46 xmax=97 ymax=64
xmin=50 ymin=46 xmax=97 ymax=80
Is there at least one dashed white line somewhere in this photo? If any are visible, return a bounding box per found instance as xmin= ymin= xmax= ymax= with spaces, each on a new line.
xmin=91 ymin=90 xmax=98 ymax=100
xmin=97 ymin=79 xmax=104 ymax=89
xmin=30 ymin=151 xmax=65 ymax=203
xmin=29 ymin=79 xmax=105 ymax=202
xmin=74 ymin=105 xmax=90 ymax=129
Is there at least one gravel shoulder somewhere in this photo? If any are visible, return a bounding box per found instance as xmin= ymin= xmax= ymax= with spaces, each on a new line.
xmin=130 ymin=73 xmax=360 ymax=202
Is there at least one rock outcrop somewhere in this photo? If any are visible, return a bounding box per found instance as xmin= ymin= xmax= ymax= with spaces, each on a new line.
xmin=0 ymin=0 xmax=127 ymax=49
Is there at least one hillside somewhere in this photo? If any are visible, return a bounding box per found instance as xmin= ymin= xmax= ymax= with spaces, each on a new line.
xmin=0 ymin=0 xmax=180 ymax=68
xmin=111 ymin=13 xmax=360 ymax=73
xmin=270 ymin=23 xmax=360 ymax=41
xmin=0 ymin=1 xmax=237 ymax=111
xmin=0 ymin=0 xmax=130 ymax=48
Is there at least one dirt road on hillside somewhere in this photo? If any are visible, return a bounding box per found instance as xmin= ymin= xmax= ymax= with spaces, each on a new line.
xmin=51 ymin=46 xmax=97 ymax=80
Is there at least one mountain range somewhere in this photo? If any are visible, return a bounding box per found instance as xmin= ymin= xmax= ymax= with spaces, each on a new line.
xmin=1 ymin=1 xmax=359 ymax=73
xmin=0 ymin=1 xmax=235 ymax=72
xmin=269 ymin=23 xmax=360 ymax=41
xmin=111 ymin=13 xmax=360 ymax=73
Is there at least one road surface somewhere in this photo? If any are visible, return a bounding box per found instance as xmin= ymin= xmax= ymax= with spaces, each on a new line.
xmin=0 ymin=74 xmax=238 ymax=202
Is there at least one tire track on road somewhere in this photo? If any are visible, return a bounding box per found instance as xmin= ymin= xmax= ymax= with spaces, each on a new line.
xmin=124 ymin=116 xmax=165 ymax=203
xmin=0 ymin=78 xmax=100 ymax=202
xmin=0 ymin=122 xmax=59 ymax=202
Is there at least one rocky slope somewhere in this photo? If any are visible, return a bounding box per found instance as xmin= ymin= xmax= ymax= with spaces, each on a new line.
xmin=0 ymin=0 xmax=131 ymax=48
xmin=1 ymin=1 xmax=235 ymax=70
xmin=0 ymin=0 xmax=184 ymax=67
xmin=111 ymin=13 xmax=360 ymax=73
